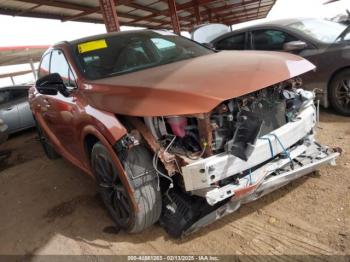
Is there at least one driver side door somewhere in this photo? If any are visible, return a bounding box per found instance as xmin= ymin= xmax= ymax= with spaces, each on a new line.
xmin=40 ymin=49 xmax=81 ymax=159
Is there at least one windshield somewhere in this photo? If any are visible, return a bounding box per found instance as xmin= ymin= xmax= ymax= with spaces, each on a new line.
xmin=287 ymin=18 xmax=349 ymax=43
xmin=73 ymin=30 xmax=213 ymax=80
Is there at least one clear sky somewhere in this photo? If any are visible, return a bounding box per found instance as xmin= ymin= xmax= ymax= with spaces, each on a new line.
xmin=0 ymin=0 xmax=349 ymax=86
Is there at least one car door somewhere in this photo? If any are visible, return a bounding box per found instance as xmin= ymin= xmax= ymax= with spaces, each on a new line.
xmin=13 ymin=88 xmax=35 ymax=129
xmin=0 ymin=89 xmax=20 ymax=134
xmin=213 ymin=32 xmax=248 ymax=50
xmin=250 ymin=28 xmax=325 ymax=91
xmin=33 ymin=51 xmax=51 ymax=126
xmin=43 ymin=49 xmax=81 ymax=158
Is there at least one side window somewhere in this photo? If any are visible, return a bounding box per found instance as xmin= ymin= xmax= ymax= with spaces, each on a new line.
xmin=215 ymin=33 xmax=246 ymax=50
xmin=10 ymin=89 xmax=28 ymax=102
xmin=50 ymin=50 xmax=76 ymax=87
xmin=38 ymin=53 xmax=51 ymax=79
xmin=0 ymin=91 xmax=10 ymax=105
xmin=252 ymin=30 xmax=298 ymax=50
xmin=68 ymin=69 xmax=76 ymax=88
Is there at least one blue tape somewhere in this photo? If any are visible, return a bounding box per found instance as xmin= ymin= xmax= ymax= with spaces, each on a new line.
xmin=265 ymin=133 xmax=294 ymax=168
xmin=248 ymin=168 xmax=252 ymax=185
xmin=259 ymin=136 xmax=274 ymax=158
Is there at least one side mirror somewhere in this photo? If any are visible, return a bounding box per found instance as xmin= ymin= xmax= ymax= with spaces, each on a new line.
xmin=36 ymin=73 xmax=69 ymax=97
xmin=283 ymin=41 xmax=308 ymax=52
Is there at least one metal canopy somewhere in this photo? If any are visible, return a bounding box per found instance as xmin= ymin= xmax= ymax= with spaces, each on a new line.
xmin=0 ymin=0 xmax=276 ymax=31
xmin=0 ymin=69 xmax=32 ymax=78
xmin=0 ymin=45 xmax=49 ymax=66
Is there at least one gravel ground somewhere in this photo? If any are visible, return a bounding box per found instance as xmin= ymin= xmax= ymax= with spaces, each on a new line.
xmin=0 ymin=110 xmax=349 ymax=256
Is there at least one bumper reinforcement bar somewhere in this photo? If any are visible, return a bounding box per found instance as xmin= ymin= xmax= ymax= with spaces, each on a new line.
xmin=183 ymin=144 xmax=340 ymax=236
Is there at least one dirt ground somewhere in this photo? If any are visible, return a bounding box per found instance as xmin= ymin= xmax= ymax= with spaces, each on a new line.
xmin=0 ymin=109 xmax=349 ymax=256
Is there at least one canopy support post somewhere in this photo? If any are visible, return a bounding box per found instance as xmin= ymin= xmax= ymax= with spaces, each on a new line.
xmin=10 ymin=76 xmax=15 ymax=85
xmin=194 ymin=3 xmax=201 ymax=25
xmin=167 ymin=0 xmax=181 ymax=35
xmin=99 ymin=0 xmax=120 ymax=32
xmin=208 ymin=10 xmax=212 ymax=23
xmin=29 ymin=59 xmax=36 ymax=81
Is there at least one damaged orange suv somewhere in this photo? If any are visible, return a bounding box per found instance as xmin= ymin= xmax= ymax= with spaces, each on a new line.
xmin=30 ymin=30 xmax=340 ymax=238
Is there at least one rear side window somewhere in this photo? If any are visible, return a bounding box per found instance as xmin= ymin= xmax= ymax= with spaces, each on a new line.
xmin=38 ymin=53 xmax=51 ymax=78
xmin=215 ymin=33 xmax=246 ymax=50
xmin=10 ymin=89 xmax=28 ymax=101
xmin=50 ymin=50 xmax=76 ymax=87
xmin=0 ymin=91 xmax=10 ymax=105
xmin=151 ymin=38 xmax=176 ymax=50
xmin=252 ymin=30 xmax=298 ymax=50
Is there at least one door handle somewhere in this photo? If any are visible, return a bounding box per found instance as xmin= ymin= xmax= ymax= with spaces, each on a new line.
xmin=6 ymin=107 xmax=13 ymax=111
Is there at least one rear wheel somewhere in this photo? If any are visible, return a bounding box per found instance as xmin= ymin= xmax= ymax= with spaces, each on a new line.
xmin=91 ymin=142 xmax=161 ymax=233
xmin=329 ymin=69 xmax=350 ymax=116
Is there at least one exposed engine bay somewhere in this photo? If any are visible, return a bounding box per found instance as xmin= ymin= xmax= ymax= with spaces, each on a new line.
xmin=123 ymin=78 xmax=340 ymax=238
xmin=144 ymin=77 xmax=312 ymax=161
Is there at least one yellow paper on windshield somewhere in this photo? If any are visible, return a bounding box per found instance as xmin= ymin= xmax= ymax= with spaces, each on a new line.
xmin=78 ymin=39 xmax=107 ymax=53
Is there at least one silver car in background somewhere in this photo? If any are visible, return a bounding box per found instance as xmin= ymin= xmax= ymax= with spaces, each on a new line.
xmin=0 ymin=85 xmax=35 ymax=134
xmin=0 ymin=118 xmax=8 ymax=144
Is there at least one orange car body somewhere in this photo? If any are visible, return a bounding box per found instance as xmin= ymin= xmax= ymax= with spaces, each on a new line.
xmin=30 ymin=42 xmax=314 ymax=174
xmin=29 ymin=31 xmax=338 ymax=237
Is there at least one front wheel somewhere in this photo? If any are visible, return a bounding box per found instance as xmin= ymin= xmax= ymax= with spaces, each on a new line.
xmin=329 ymin=69 xmax=350 ymax=116
xmin=91 ymin=142 xmax=161 ymax=233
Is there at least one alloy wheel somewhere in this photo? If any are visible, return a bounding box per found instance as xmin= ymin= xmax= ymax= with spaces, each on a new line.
xmin=335 ymin=78 xmax=350 ymax=111
xmin=93 ymin=153 xmax=131 ymax=228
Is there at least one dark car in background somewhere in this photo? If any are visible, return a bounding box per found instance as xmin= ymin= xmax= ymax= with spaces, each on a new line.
xmin=205 ymin=18 xmax=350 ymax=116
xmin=0 ymin=85 xmax=35 ymax=134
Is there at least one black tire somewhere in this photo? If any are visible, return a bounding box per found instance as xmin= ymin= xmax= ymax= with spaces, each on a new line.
xmin=36 ymin=122 xmax=60 ymax=159
xmin=329 ymin=69 xmax=350 ymax=116
xmin=91 ymin=142 xmax=161 ymax=233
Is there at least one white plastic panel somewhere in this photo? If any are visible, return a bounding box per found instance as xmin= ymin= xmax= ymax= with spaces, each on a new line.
xmin=182 ymin=105 xmax=316 ymax=191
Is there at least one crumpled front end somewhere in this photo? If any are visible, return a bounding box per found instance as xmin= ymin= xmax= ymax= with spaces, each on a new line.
xmin=182 ymin=134 xmax=340 ymax=236
xmin=124 ymin=77 xmax=340 ymax=238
